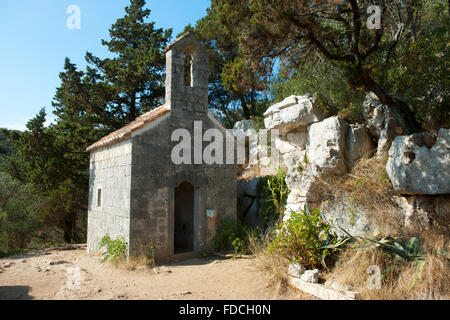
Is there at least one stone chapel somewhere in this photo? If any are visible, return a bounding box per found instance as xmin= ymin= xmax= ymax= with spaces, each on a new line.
xmin=86 ymin=32 xmax=237 ymax=262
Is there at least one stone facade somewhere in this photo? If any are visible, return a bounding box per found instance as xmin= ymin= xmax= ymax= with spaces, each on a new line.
xmin=87 ymin=32 xmax=237 ymax=262
xmin=87 ymin=140 xmax=132 ymax=255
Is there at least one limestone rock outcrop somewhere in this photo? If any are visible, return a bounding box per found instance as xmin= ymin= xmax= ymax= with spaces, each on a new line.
xmin=306 ymin=116 xmax=349 ymax=178
xmin=264 ymin=95 xmax=324 ymax=133
xmin=320 ymin=196 xmax=377 ymax=237
xmin=346 ymin=124 xmax=375 ymax=168
xmin=362 ymin=92 xmax=407 ymax=157
xmin=386 ymin=129 xmax=450 ymax=195
xmin=262 ymin=95 xmax=375 ymax=226
xmin=394 ymin=195 xmax=450 ymax=231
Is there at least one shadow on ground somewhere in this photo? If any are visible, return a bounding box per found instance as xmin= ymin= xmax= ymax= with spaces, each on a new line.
xmin=0 ymin=286 xmax=33 ymax=300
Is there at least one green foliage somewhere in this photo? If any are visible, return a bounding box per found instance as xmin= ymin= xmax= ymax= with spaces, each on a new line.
xmin=231 ymin=237 xmax=247 ymax=255
xmin=335 ymin=228 xmax=427 ymax=287
xmin=271 ymin=62 xmax=365 ymax=123
xmin=381 ymin=11 xmax=450 ymax=130
xmin=99 ymin=235 xmax=128 ymax=262
xmin=0 ymin=129 xmax=22 ymax=171
xmin=256 ymin=167 xmax=289 ymax=228
xmin=0 ymin=248 xmax=26 ymax=258
xmin=9 ymin=107 xmax=88 ymax=243
xmin=212 ymin=0 xmax=450 ymax=132
xmin=0 ymin=129 xmax=17 ymax=157
xmin=0 ymin=172 xmax=41 ymax=251
xmin=337 ymin=226 xmax=425 ymax=262
xmin=89 ymin=0 xmax=173 ymax=123
xmin=192 ymin=2 xmax=270 ymax=124
xmin=213 ymin=217 xmax=251 ymax=254
xmin=269 ymin=208 xmax=336 ymax=269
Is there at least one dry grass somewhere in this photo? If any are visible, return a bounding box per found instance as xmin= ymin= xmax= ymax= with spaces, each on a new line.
xmin=318 ymin=156 xmax=405 ymax=236
xmin=324 ymin=229 xmax=450 ymax=300
xmin=319 ymin=156 xmax=450 ymax=299
xmin=107 ymin=242 xmax=156 ymax=271
xmin=331 ymin=157 xmax=395 ymax=209
xmin=274 ymin=155 xmax=449 ymax=300
xmin=110 ymin=253 xmax=155 ymax=271
xmin=247 ymin=230 xmax=290 ymax=293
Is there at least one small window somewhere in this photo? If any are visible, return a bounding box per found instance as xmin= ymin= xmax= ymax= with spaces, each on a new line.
xmin=184 ymin=53 xmax=193 ymax=87
xmin=97 ymin=189 xmax=102 ymax=207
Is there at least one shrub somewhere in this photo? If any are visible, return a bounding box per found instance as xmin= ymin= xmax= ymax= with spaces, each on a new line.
xmin=99 ymin=235 xmax=128 ymax=262
xmin=256 ymin=167 xmax=289 ymax=228
xmin=0 ymin=172 xmax=41 ymax=251
xmin=269 ymin=208 xmax=336 ymax=269
xmin=213 ymin=217 xmax=251 ymax=255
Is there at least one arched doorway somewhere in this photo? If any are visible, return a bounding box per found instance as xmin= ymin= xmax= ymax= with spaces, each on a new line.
xmin=174 ymin=181 xmax=195 ymax=254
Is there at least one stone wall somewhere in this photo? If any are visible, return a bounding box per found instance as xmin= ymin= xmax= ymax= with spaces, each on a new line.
xmin=87 ymin=140 xmax=132 ymax=255
xmin=129 ymin=114 xmax=237 ymax=261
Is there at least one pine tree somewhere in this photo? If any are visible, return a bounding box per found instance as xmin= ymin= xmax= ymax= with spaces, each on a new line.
xmin=5 ymin=0 xmax=174 ymax=243
xmin=87 ymin=0 xmax=172 ymax=124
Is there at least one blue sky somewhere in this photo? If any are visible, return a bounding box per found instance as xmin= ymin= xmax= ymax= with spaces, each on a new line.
xmin=0 ymin=0 xmax=210 ymax=130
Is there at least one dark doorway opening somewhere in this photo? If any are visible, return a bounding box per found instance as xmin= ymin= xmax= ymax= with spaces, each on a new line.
xmin=174 ymin=181 xmax=195 ymax=254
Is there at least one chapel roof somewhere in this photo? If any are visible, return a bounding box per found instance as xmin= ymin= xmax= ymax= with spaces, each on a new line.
xmin=86 ymin=105 xmax=170 ymax=152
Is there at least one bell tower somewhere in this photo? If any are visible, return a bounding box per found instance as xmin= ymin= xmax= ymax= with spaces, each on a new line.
xmin=164 ymin=32 xmax=209 ymax=118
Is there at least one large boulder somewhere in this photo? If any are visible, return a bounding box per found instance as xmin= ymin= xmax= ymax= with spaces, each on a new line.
xmin=243 ymin=177 xmax=260 ymax=198
xmin=306 ymin=116 xmax=349 ymax=177
xmin=242 ymin=199 xmax=265 ymax=229
xmin=282 ymin=117 xmax=350 ymax=221
xmin=386 ymin=129 xmax=450 ymax=195
xmin=264 ymin=95 xmax=324 ymax=133
xmin=237 ymin=178 xmax=265 ymax=229
xmin=362 ymin=92 xmax=407 ymax=156
xmin=346 ymin=124 xmax=375 ymax=168
xmin=320 ymin=196 xmax=377 ymax=237
xmin=394 ymin=195 xmax=450 ymax=231
xmin=237 ymin=181 xmax=247 ymax=199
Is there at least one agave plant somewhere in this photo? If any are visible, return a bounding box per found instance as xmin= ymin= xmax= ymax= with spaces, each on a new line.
xmin=336 ymin=226 xmax=425 ymax=262
xmin=320 ymin=226 xmax=427 ymax=287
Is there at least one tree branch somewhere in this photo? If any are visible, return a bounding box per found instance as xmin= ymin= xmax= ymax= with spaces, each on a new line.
xmin=349 ymin=0 xmax=362 ymax=61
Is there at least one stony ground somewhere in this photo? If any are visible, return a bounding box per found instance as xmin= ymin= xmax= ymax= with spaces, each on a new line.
xmin=0 ymin=246 xmax=313 ymax=300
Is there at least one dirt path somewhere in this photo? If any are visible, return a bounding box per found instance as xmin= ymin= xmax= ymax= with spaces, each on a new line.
xmin=0 ymin=247 xmax=313 ymax=300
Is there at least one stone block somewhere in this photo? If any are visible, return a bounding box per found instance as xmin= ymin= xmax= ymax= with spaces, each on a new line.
xmin=387 ymin=129 xmax=450 ymax=195
xmin=288 ymin=262 xmax=306 ymax=278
